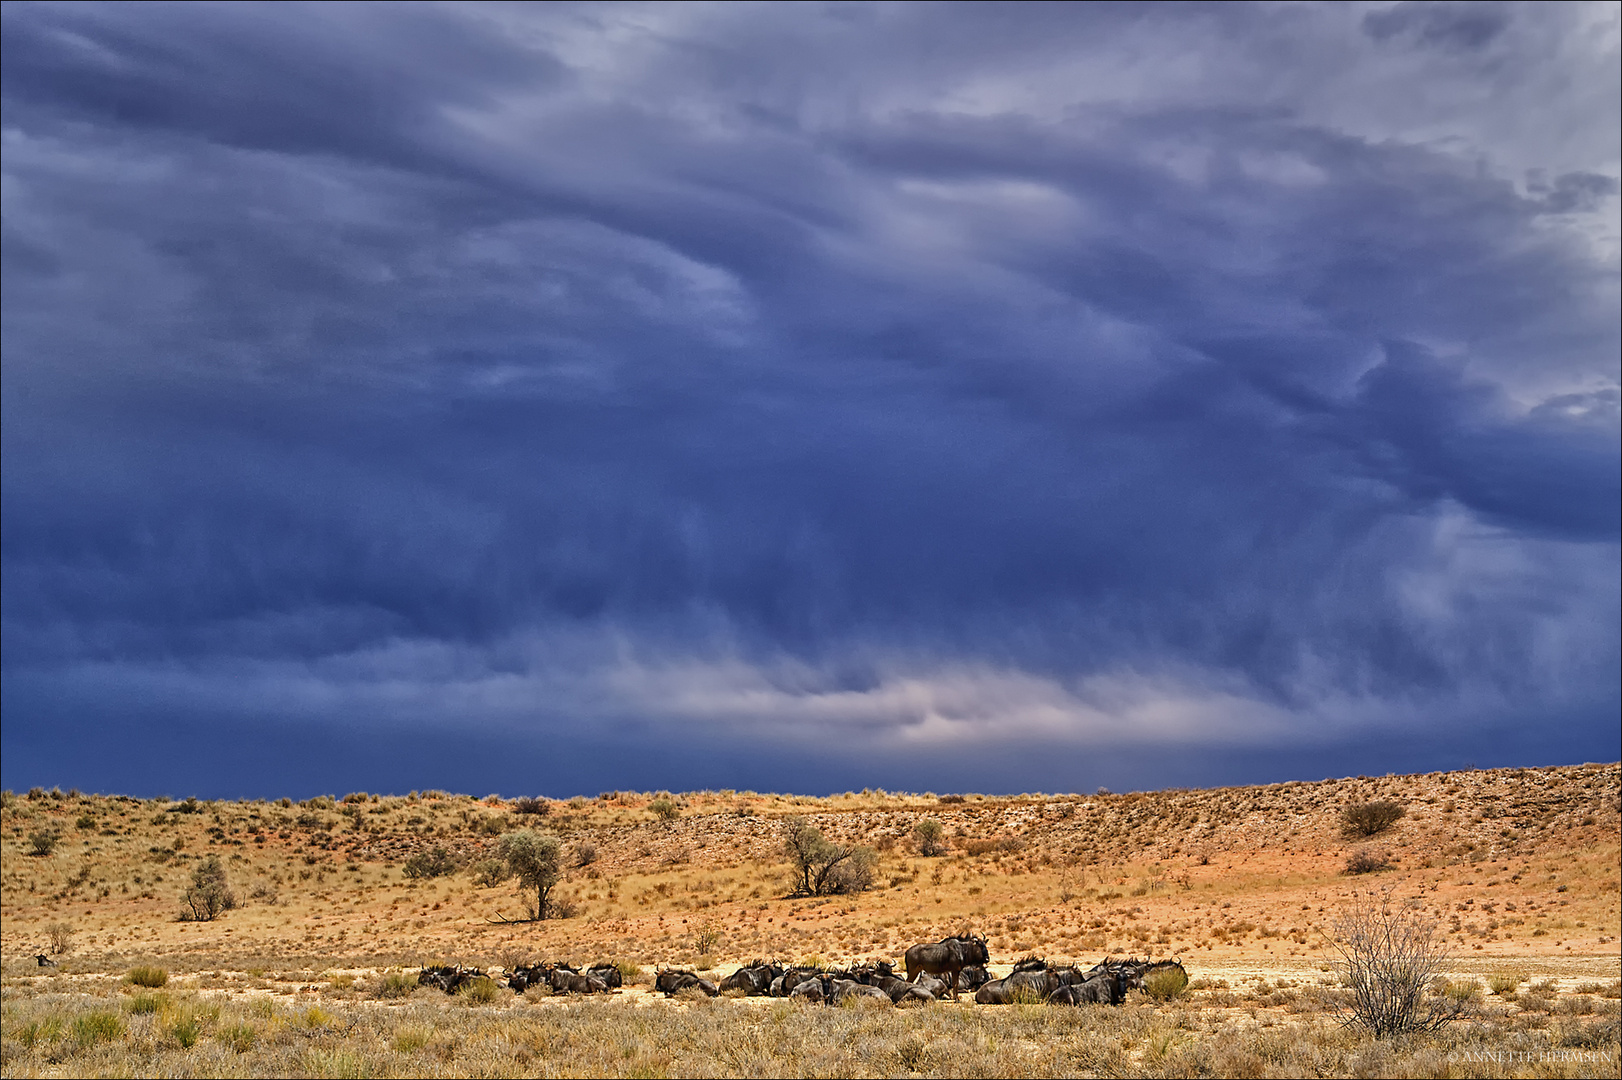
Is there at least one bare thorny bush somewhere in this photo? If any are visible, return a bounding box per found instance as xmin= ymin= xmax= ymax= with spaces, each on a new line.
xmin=1329 ymin=886 xmax=1462 ymax=1037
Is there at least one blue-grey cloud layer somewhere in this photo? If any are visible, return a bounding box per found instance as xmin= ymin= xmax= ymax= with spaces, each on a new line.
xmin=3 ymin=1 xmax=1618 ymax=797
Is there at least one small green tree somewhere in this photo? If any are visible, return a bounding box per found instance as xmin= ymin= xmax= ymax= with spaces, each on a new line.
xmin=497 ymin=830 xmax=563 ymax=920
xmin=912 ymin=819 xmax=946 ymax=856
xmin=182 ymin=856 xmax=235 ymax=921
xmin=784 ymin=821 xmax=877 ymax=896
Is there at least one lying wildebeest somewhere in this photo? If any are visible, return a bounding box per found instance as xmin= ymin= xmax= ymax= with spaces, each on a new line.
xmin=655 ymin=968 xmax=719 ymax=997
xmin=1125 ymin=958 xmax=1186 ymax=991
xmin=768 ymin=966 xmax=824 ymax=997
xmin=587 ymin=963 xmax=623 ymax=989
xmin=549 ymin=965 xmax=610 ymax=994
xmin=957 ymin=964 xmax=991 ymax=991
xmin=418 ymin=965 xmax=483 ymax=994
xmin=506 ymin=963 xmax=551 ymax=993
xmin=974 ymin=958 xmax=1093 ymax=1004
xmin=720 ymin=960 xmax=783 ymax=995
xmin=36 ymin=954 xmax=57 ymax=968
xmin=788 ymin=974 xmax=826 ymax=1003
xmin=1049 ymin=969 xmax=1126 ymax=1006
xmin=1083 ymin=956 xmax=1186 ymax=993
xmin=848 ymin=962 xmax=941 ymax=1005
xmin=976 ymin=968 xmax=1060 ymax=1004
xmin=827 ymin=977 xmax=892 ymax=1006
xmin=904 ymin=933 xmax=989 ymax=997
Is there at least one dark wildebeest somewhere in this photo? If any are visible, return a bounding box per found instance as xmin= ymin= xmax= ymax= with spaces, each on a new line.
xmin=974 ymin=958 xmax=1093 ymax=1004
xmin=655 ymin=968 xmax=719 ymax=997
xmin=506 ymin=964 xmax=551 ymax=993
xmin=587 ymin=963 xmax=623 ymax=989
xmin=850 ymin=962 xmax=941 ymax=1004
xmin=904 ymin=933 xmax=989 ymax=997
xmin=1125 ymin=958 xmax=1186 ymax=992
xmin=1049 ymin=968 xmax=1126 ymax=1005
xmin=788 ymin=974 xmax=827 ymax=1003
xmin=720 ymin=960 xmax=782 ymax=995
xmin=827 ymin=977 xmax=892 ymax=1006
xmin=418 ymin=965 xmax=483 ymax=994
xmin=548 ymin=966 xmax=609 ymax=994
xmin=957 ymin=964 xmax=991 ymax=991
xmin=769 ymin=966 xmax=824 ymax=997
xmin=36 ymin=954 xmax=57 ymax=968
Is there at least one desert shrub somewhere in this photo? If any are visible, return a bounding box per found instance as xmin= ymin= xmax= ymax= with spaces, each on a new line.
xmin=125 ymin=991 xmax=166 ymax=1014
xmin=471 ymin=857 xmax=511 ymax=888
xmin=26 ymin=827 xmax=59 ymax=856
xmin=1330 ymin=889 xmax=1458 ymax=1037
xmin=937 ymin=794 xmax=965 ymax=804
xmin=512 ymin=797 xmax=551 ymax=816
xmin=575 ymin=840 xmax=598 ymax=866
xmin=457 ymin=977 xmax=501 ymax=1004
xmin=166 ymin=1012 xmax=200 ymax=1048
xmin=476 ymin=814 xmax=508 ymax=836
xmin=249 ymin=880 xmax=279 ymax=905
xmin=374 ymin=972 xmax=417 ymax=999
xmin=71 ymin=1012 xmax=124 ymax=1048
xmin=217 ymin=1023 xmax=257 ymax=1052
xmin=181 ymin=855 xmax=235 ymax=920
xmin=1488 ymin=972 xmax=1523 ymax=996
xmin=568 ymin=795 xmax=588 ymax=810
xmin=650 ymin=798 xmax=679 ymax=821
xmin=1342 ymin=800 xmax=1405 ymax=837
xmin=961 ymin=835 xmax=1026 ymax=856
xmin=1344 ymin=847 xmax=1391 ymax=874
xmin=401 ymin=846 xmax=459 ymax=880
xmin=1143 ymin=966 xmax=1192 ymax=1001
xmin=828 ymin=847 xmax=878 ymax=894
xmin=913 ymin=819 xmax=946 ymax=856
xmin=126 ymin=965 xmax=169 ymax=988
xmin=46 ymin=921 xmax=74 ymax=955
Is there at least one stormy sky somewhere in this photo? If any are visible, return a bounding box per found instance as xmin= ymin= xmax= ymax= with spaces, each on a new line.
xmin=3 ymin=2 xmax=1618 ymax=799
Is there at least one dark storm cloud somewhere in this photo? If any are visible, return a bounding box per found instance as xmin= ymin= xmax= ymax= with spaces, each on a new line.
xmin=2 ymin=1 xmax=1617 ymax=796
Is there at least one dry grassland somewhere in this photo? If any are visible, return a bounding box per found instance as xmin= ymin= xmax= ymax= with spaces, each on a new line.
xmin=3 ymin=763 xmax=1619 ymax=1077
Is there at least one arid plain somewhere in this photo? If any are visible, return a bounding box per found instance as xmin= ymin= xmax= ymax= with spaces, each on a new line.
xmin=3 ymin=763 xmax=1618 ymax=1078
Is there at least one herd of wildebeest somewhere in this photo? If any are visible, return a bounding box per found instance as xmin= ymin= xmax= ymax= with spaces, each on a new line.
xmin=417 ymin=933 xmax=1187 ymax=1008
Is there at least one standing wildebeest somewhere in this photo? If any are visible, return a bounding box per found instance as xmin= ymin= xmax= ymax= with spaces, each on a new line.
xmin=904 ymin=933 xmax=989 ymax=997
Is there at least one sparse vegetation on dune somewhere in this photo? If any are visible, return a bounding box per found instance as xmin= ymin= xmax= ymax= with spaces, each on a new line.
xmin=2 ymin=764 xmax=1618 ymax=1075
